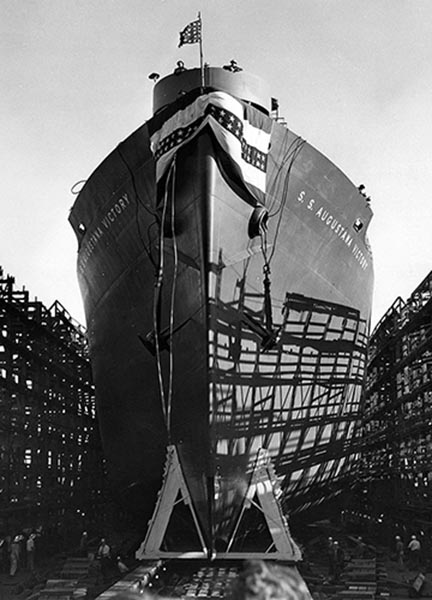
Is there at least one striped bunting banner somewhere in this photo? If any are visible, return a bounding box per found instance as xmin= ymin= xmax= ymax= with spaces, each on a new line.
xmin=150 ymin=92 xmax=272 ymax=203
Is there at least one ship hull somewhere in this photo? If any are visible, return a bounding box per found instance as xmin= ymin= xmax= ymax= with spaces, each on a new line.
xmin=70 ymin=71 xmax=373 ymax=549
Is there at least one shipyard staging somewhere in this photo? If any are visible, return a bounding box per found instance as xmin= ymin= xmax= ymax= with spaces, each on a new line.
xmin=69 ymin=60 xmax=373 ymax=566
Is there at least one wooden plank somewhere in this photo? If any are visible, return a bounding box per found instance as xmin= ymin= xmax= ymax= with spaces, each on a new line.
xmin=340 ymin=591 xmax=375 ymax=595
xmin=45 ymin=581 xmax=79 ymax=587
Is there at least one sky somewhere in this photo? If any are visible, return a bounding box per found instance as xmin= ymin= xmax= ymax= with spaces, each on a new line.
xmin=2 ymin=0 xmax=432 ymax=330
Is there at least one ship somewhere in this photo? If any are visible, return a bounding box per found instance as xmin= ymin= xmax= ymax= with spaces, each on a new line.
xmin=69 ymin=64 xmax=373 ymax=560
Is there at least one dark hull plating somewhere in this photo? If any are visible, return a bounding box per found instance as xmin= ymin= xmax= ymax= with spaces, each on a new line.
xmin=70 ymin=68 xmax=373 ymax=549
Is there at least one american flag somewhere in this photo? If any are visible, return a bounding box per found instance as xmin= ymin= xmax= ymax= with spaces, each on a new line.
xmin=178 ymin=19 xmax=201 ymax=47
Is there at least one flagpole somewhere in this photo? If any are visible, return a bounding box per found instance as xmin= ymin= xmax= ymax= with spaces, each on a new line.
xmin=198 ymin=12 xmax=205 ymax=89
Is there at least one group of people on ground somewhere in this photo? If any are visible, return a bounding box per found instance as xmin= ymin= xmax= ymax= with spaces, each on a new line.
xmin=326 ymin=535 xmax=371 ymax=582
xmin=326 ymin=531 xmax=424 ymax=579
xmin=395 ymin=533 xmax=422 ymax=571
xmin=0 ymin=528 xmax=130 ymax=583
xmin=0 ymin=530 xmax=39 ymax=577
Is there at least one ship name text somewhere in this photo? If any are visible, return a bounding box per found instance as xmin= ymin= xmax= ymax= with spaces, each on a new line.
xmin=78 ymin=193 xmax=132 ymax=272
xmin=296 ymin=190 xmax=369 ymax=270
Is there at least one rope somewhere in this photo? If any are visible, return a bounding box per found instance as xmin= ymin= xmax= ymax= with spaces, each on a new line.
xmin=259 ymin=224 xmax=274 ymax=331
xmin=117 ymin=147 xmax=158 ymax=268
xmin=267 ymin=137 xmax=305 ymax=266
xmin=70 ymin=180 xmax=87 ymax=195
xmin=166 ymin=156 xmax=179 ymax=440
xmin=152 ymin=157 xmax=178 ymax=440
xmin=153 ymin=163 xmax=174 ymax=426
xmin=255 ymin=135 xmax=305 ymax=334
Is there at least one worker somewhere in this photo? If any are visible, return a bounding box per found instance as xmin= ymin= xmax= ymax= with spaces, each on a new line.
xmin=354 ymin=536 xmax=366 ymax=558
xmin=408 ymin=535 xmax=421 ymax=570
xmin=117 ymin=555 xmax=129 ymax=574
xmin=327 ymin=537 xmax=336 ymax=578
xmin=79 ymin=531 xmax=88 ymax=557
xmin=97 ymin=538 xmax=112 ymax=581
xmin=395 ymin=535 xmax=404 ymax=569
xmin=26 ymin=533 xmax=36 ymax=571
xmin=9 ymin=535 xmax=21 ymax=576
xmin=333 ymin=541 xmax=345 ymax=581
xmin=0 ymin=537 xmax=6 ymax=573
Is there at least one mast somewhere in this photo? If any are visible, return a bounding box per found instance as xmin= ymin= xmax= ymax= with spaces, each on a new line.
xmin=198 ymin=12 xmax=204 ymax=89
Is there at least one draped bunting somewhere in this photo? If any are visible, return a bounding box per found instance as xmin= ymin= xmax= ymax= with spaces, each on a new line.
xmin=150 ymin=91 xmax=272 ymax=204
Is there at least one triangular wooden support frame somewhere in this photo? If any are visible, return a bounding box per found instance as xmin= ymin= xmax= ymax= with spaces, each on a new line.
xmin=135 ymin=445 xmax=208 ymax=560
xmin=135 ymin=445 xmax=302 ymax=561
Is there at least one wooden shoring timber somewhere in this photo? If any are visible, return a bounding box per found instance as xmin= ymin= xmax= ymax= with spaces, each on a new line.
xmin=136 ymin=445 xmax=302 ymax=561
